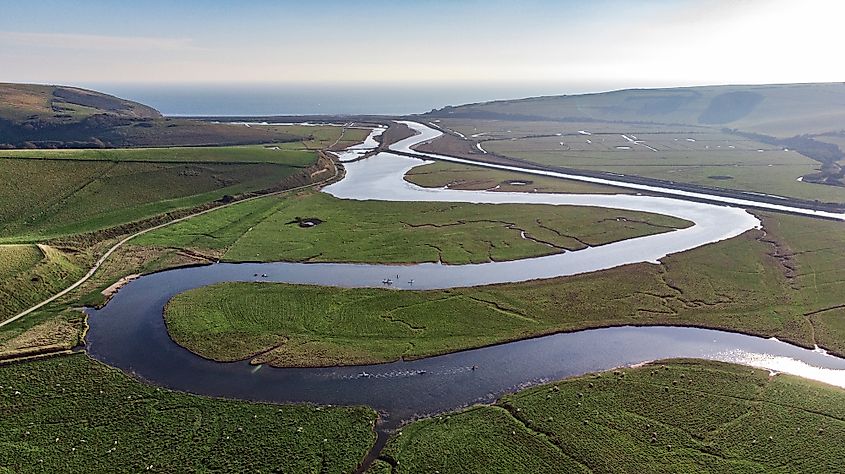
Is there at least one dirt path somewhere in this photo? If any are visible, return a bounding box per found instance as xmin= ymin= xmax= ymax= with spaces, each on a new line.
xmin=0 ymin=159 xmax=341 ymax=329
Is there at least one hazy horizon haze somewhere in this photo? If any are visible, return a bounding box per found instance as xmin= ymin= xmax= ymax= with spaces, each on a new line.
xmin=3 ymin=0 xmax=844 ymax=114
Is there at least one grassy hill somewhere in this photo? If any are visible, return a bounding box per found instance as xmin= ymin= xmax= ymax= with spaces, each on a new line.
xmin=427 ymin=82 xmax=845 ymax=137
xmin=0 ymin=354 xmax=376 ymax=473
xmin=0 ymin=83 xmax=161 ymax=122
xmin=0 ymin=83 xmax=306 ymax=148
xmin=378 ymin=359 xmax=845 ymax=473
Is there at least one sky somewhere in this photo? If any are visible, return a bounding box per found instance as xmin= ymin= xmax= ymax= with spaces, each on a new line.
xmin=1 ymin=0 xmax=843 ymax=111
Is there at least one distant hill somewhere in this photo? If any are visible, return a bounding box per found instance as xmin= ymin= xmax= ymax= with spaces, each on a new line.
xmin=0 ymin=83 xmax=301 ymax=148
xmin=0 ymin=83 xmax=162 ymax=122
xmin=426 ymin=83 xmax=845 ymax=137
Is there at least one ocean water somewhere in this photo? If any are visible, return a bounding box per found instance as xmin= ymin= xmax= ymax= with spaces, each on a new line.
xmin=86 ymin=82 xmax=593 ymax=117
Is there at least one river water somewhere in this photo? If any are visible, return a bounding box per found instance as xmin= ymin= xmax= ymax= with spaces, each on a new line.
xmin=86 ymin=121 xmax=845 ymax=428
xmin=393 ymin=121 xmax=845 ymax=220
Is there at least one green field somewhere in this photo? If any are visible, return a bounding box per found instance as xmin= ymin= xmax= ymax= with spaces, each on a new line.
xmin=3 ymin=82 xmax=845 ymax=472
xmin=0 ymin=144 xmax=317 ymax=165
xmin=0 ymin=245 xmax=43 ymax=279
xmin=160 ymin=227 xmax=784 ymax=367
xmin=431 ymin=118 xmax=845 ymax=203
xmin=405 ymin=161 xmax=632 ymax=194
xmin=0 ymin=354 xmax=376 ymax=473
xmin=0 ymin=159 xmax=311 ymax=241
xmin=0 ymin=245 xmax=87 ymax=321
xmin=378 ymin=359 xmax=845 ymax=473
xmin=0 ymin=124 xmax=369 ymax=164
xmin=765 ymin=213 xmax=845 ymax=352
xmin=0 ymin=125 xmax=364 ymax=339
xmin=279 ymin=124 xmax=370 ymax=150
xmin=165 ymin=282 xmax=562 ymax=366
xmin=0 ymin=124 xmax=365 ymax=349
xmin=162 ymin=210 xmax=845 ymax=367
xmin=0 ymin=123 xmax=372 ymax=242
xmin=0 ymin=242 xmax=211 ymax=355
xmin=136 ymin=191 xmax=689 ymax=265
xmin=5 ymin=82 xmax=845 ymax=473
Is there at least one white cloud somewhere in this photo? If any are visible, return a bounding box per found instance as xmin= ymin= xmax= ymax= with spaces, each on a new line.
xmin=0 ymin=31 xmax=200 ymax=52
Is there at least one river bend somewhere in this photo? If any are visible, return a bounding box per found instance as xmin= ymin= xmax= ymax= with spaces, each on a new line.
xmin=86 ymin=121 xmax=845 ymax=427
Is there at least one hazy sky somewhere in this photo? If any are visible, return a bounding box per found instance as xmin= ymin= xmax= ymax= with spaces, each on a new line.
xmin=2 ymin=0 xmax=843 ymax=90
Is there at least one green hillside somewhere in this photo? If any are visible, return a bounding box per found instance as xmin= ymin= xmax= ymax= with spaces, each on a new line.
xmin=0 ymin=83 xmax=161 ymax=122
xmin=429 ymin=82 xmax=845 ymax=137
xmin=0 ymin=83 xmax=305 ymax=148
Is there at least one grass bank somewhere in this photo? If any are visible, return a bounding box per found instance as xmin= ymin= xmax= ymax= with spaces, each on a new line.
xmin=137 ymin=191 xmax=689 ymax=265
xmin=0 ymin=245 xmax=88 ymax=321
xmin=405 ymin=161 xmax=632 ymax=194
xmin=0 ymin=160 xmax=310 ymax=242
xmin=376 ymin=359 xmax=845 ymax=473
xmin=0 ymin=144 xmax=316 ymax=165
xmin=162 ymin=226 xmax=787 ymax=367
xmin=163 ymin=211 xmax=845 ymax=366
xmin=0 ymin=124 xmax=366 ymax=242
xmin=0 ymin=354 xmax=377 ymax=473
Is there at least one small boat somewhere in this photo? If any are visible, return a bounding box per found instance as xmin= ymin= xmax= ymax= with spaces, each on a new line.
xmin=358 ymin=372 xmax=371 ymax=378
xmin=261 ymin=274 xmax=268 ymax=278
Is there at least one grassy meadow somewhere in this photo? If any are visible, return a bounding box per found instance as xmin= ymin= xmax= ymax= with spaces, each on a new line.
xmin=278 ymin=124 xmax=370 ymax=150
xmin=0 ymin=245 xmax=44 ymax=279
xmin=434 ymin=118 xmax=845 ymax=203
xmin=0 ymin=124 xmax=369 ymax=163
xmin=0 ymin=245 xmax=88 ymax=322
xmin=0 ymin=242 xmax=215 ymax=355
xmin=163 ymin=210 xmax=845 ymax=366
xmin=377 ymin=359 xmax=845 ymax=473
xmin=0 ymin=124 xmax=360 ymax=344
xmin=0 ymin=354 xmax=377 ymax=473
xmin=165 ymin=281 xmax=562 ymax=366
xmin=0 ymin=159 xmax=306 ymax=241
xmin=161 ymin=228 xmax=787 ymax=367
xmin=0 ymin=123 xmax=367 ymax=242
xmin=4 ymin=81 xmax=845 ymax=472
xmin=84 ymin=120 xmax=367 ymax=149
xmin=405 ymin=161 xmax=632 ymax=194
xmin=137 ymin=191 xmax=689 ymax=265
xmin=764 ymin=213 xmax=845 ymax=352
xmin=0 ymin=144 xmax=317 ymax=165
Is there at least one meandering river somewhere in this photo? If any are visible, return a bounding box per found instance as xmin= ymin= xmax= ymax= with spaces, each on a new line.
xmin=86 ymin=121 xmax=845 ymax=428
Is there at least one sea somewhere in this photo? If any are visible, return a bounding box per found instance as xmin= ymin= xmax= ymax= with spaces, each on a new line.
xmin=85 ymin=82 xmax=603 ymax=117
